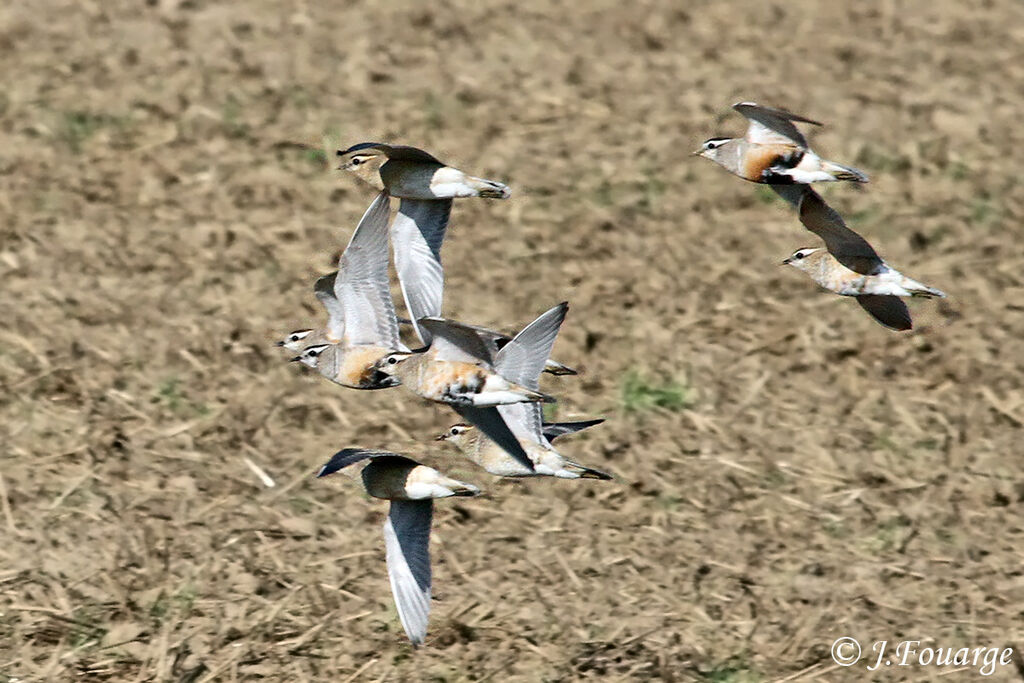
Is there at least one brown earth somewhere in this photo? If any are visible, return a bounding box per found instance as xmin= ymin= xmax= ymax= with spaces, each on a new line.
xmin=2 ymin=1 xmax=1024 ymax=681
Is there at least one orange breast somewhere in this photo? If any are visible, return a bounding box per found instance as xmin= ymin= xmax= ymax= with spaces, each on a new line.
xmin=338 ymin=346 xmax=390 ymax=389
xmin=419 ymin=361 xmax=484 ymax=399
xmin=742 ymin=144 xmax=798 ymax=182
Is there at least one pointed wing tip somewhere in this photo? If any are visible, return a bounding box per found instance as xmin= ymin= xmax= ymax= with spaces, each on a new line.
xmin=733 ymin=101 xmax=823 ymax=126
xmin=337 ymin=141 xmax=386 ymax=156
xmin=316 ymin=448 xmax=376 ymax=478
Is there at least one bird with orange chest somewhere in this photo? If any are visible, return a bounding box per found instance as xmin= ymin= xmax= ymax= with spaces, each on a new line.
xmin=696 ymin=102 xmax=868 ymax=185
xmin=286 ymin=190 xmax=407 ymax=389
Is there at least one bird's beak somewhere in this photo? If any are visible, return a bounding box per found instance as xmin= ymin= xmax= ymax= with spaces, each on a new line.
xmin=434 ymin=434 xmax=447 ymax=441
xmin=780 ymin=258 xmax=791 ymax=266
xmin=289 ymin=356 xmax=302 ymax=362
xmin=274 ymin=341 xmax=285 ymax=347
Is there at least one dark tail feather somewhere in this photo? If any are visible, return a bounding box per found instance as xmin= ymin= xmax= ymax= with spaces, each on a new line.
xmin=543 ymin=361 xmax=578 ymax=376
xmin=571 ymin=461 xmax=613 ymax=481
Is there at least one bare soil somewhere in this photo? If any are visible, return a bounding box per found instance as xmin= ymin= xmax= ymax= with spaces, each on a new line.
xmin=2 ymin=1 xmax=1023 ymax=681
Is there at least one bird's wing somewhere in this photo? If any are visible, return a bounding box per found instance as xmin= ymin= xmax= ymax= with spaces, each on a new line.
xmin=418 ymin=318 xmax=496 ymax=365
xmin=498 ymin=402 xmax=545 ymax=448
xmin=314 ymin=272 xmax=346 ymax=341
xmin=337 ymin=141 xmax=389 ymax=157
xmin=798 ymin=188 xmax=884 ymax=275
xmin=442 ymin=322 xmax=507 ymax=357
xmin=542 ymin=419 xmax=606 ymax=443
xmin=769 ymin=184 xmax=805 ymax=209
xmin=733 ymin=102 xmax=820 ymax=149
xmin=494 ymin=302 xmax=568 ymax=390
xmin=337 ymin=142 xmax=441 ymax=163
xmin=392 ymin=198 xmax=453 ymax=346
xmin=382 ymin=144 xmax=443 ymax=164
xmin=384 ymin=499 xmax=433 ymax=646
xmin=452 ymin=405 xmax=535 ymax=472
xmin=856 ymin=295 xmax=913 ymax=331
xmin=316 ymin=447 xmax=392 ymax=478
xmin=335 ymin=191 xmax=402 ymax=348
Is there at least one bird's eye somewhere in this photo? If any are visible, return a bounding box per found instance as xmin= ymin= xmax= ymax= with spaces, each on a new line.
xmin=387 ymin=356 xmax=399 ymax=365
xmin=351 ymin=157 xmax=363 ymax=166
xmin=309 ymin=349 xmax=320 ymax=357
xmin=795 ymin=252 xmax=805 ymax=260
xmin=289 ymin=334 xmax=300 ymax=342
xmin=450 ymin=428 xmax=459 ymax=435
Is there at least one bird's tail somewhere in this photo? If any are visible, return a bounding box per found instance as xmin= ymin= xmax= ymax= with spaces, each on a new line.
xmin=468 ymin=176 xmax=512 ymax=199
xmin=565 ymin=460 xmax=613 ymax=481
xmin=821 ymin=160 xmax=869 ymax=183
xmin=905 ymin=278 xmax=947 ymax=299
xmin=514 ymin=384 xmax=557 ymax=404
xmin=445 ymin=479 xmax=481 ymax=497
xmin=542 ymin=359 xmax=578 ymax=376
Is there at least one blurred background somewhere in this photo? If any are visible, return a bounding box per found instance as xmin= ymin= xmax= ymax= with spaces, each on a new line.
xmin=2 ymin=1 xmax=1022 ymax=680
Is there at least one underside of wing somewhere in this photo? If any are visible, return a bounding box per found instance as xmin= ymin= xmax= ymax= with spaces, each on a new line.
xmin=314 ymin=272 xmax=346 ymax=340
xmin=384 ymin=499 xmax=433 ymax=646
xmin=419 ymin=318 xmax=496 ymax=365
xmin=856 ymin=295 xmax=913 ymax=331
xmin=734 ymin=101 xmax=820 ymax=149
xmin=494 ymin=302 xmax=568 ymax=390
xmin=798 ymin=188 xmax=884 ymax=275
xmin=336 ymin=191 xmax=402 ymax=348
xmin=497 ymin=402 xmax=545 ymax=448
xmin=392 ymin=198 xmax=452 ymax=346
xmin=453 ymin=405 xmax=535 ymax=472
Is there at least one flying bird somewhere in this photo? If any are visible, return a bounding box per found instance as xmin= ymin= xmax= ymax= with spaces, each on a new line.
xmin=783 ymin=187 xmax=946 ymax=330
xmin=696 ymin=102 xmax=868 ymax=185
xmin=337 ymin=142 xmax=510 ymax=345
xmin=288 ymin=191 xmax=407 ymax=388
xmin=316 ymin=448 xmax=480 ymax=646
xmin=438 ymin=418 xmax=610 ymax=479
xmin=373 ymin=305 xmax=574 ymax=473
xmin=434 ymin=303 xmax=610 ymax=479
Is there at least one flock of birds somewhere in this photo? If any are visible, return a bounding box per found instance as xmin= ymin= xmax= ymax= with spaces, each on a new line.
xmin=276 ymin=102 xmax=947 ymax=646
